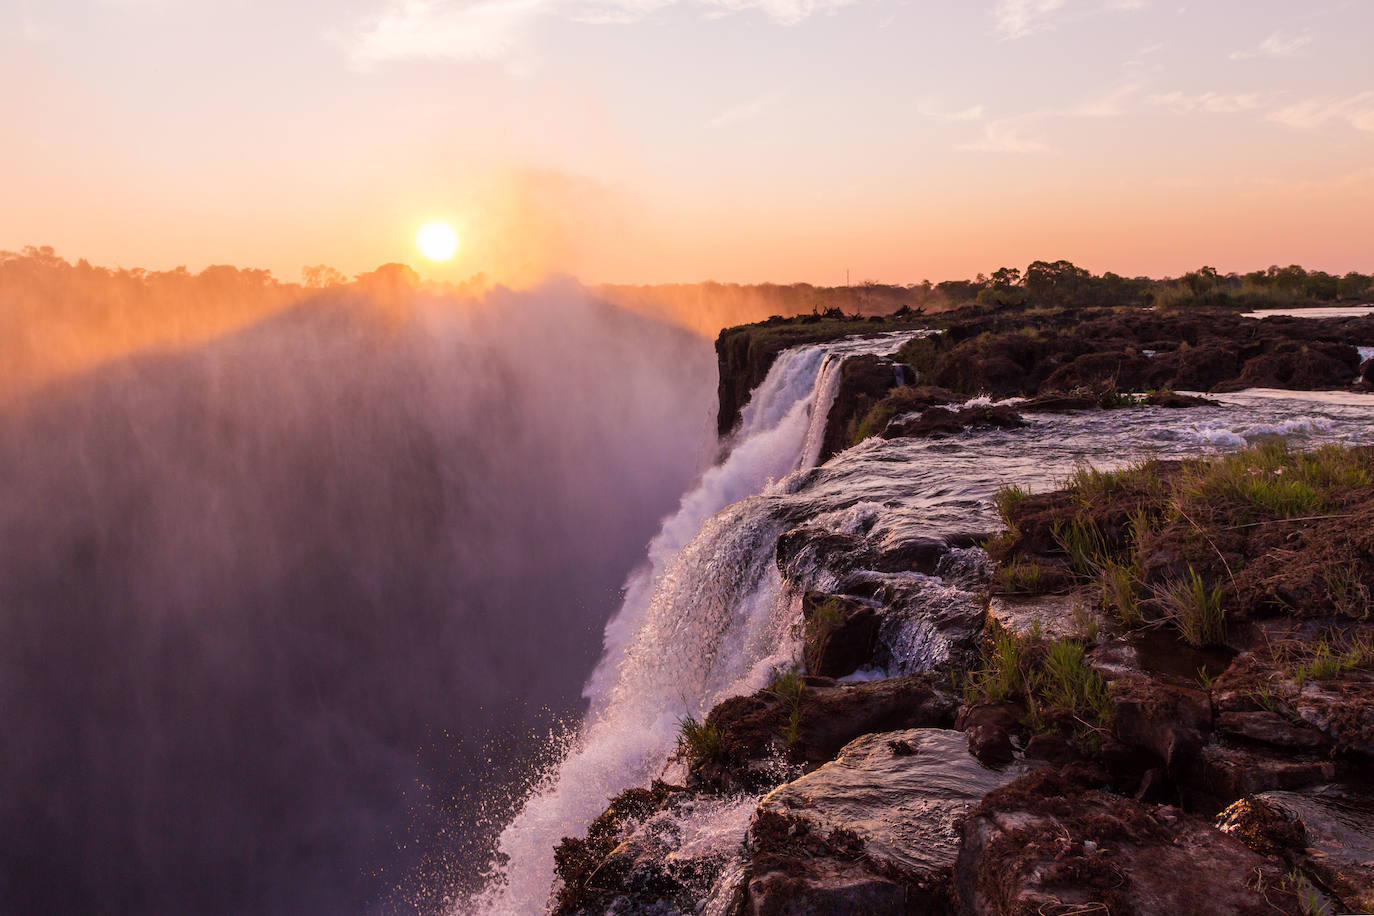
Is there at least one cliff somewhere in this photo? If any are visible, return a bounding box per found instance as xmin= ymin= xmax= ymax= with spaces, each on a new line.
xmin=553 ymin=305 xmax=1374 ymax=916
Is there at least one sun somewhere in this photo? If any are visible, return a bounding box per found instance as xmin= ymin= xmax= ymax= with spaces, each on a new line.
xmin=415 ymin=220 xmax=459 ymax=262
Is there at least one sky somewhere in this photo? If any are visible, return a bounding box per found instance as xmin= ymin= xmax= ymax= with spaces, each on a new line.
xmin=2 ymin=0 xmax=1372 ymax=285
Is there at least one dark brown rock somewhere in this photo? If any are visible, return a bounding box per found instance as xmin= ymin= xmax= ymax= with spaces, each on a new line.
xmin=803 ymin=592 xmax=881 ymax=678
xmin=1217 ymin=711 xmax=1331 ymax=751
xmin=956 ymin=768 xmax=1305 ymax=915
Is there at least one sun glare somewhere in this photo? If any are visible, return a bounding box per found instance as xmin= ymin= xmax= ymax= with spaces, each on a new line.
xmin=415 ymin=220 xmax=459 ymax=262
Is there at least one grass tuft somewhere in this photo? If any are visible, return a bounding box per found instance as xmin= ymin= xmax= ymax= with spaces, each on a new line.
xmin=675 ymin=714 xmax=726 ymax=765
xmin=1156 ymin=567 xmax=1226 ymax=647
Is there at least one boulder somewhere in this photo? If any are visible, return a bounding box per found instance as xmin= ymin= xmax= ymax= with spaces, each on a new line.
xmin=802 ymin=592 xmax=881 ymax=678
xmin=745 ymin=729 xmax=1035 ymax=915
xmin=957 ymin=768 xmax=1305 ymax=915
xmin=693 ymin=676 xmax=958 ymax=793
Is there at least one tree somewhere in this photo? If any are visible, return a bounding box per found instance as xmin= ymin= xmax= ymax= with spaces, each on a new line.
xmin=1024 ymin=260 xmax=1090 ymax=306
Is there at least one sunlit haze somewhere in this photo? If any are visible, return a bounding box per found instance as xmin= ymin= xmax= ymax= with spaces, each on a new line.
xmin=4 ymin=2 xmax=1372 ymax=283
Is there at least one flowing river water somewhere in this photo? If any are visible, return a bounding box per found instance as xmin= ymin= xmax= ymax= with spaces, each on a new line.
xmin=472 ymin=331 xmax=1374 ymax=913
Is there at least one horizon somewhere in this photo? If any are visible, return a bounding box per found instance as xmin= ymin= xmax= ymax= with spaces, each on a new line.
xmin=5 ymin=2 xmax=1372 ymax=286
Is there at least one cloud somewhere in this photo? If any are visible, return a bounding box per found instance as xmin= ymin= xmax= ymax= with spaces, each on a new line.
xmin=1229 ymin=29 xmax=1313 ymax=60
xmin=957 ymin=81 xmax=1138 ymax=153
xmin=349 ymin=0 xmax=552 ymax=66
xmin=958 ymin=122 xmax=1050 ymax=153
xmin=1147 ymin=90 xmax=1265 ymax=114
xmin=992 ymin=0 xmax=1067 ymax=39
xmin=707 ymin=92 xmax=780 ymax=128
xmin=1268 ymin=90 xmax=1374 ymax=133
xmin=919 ymin=102 xmax=987 ymax=122
xmin=349 ymin=0 xmax=855 ymax=65
xmin=992 ymin=0 xmax=1146 ymax=40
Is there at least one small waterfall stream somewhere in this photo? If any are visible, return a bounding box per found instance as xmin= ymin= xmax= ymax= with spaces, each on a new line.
xmin=473 ymin=323 xmax=1374 ymax=913
xmin=473 ymin=333 xmax=916 ymax=913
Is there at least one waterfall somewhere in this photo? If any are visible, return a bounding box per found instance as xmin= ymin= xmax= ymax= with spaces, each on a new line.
xmin=473 ymin=332 xmax=913 ymax=914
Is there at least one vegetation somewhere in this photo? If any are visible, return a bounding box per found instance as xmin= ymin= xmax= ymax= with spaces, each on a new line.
xmin=675 ymin=713 xmax=726 ymax=765
xmin=768 ymin=666 xmax=807 ymax=747
xmin=993 ymin=442 xmax=1374 ymax=643
xmin=1156 ymin=567 xmax=1226 ymax=647
xmin=965 ymin=623 xmax=1113 ymax=745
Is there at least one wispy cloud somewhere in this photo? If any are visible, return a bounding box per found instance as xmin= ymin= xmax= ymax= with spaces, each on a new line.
xmin=958 ymin=122 xmax=1049 ymax=153
xmin=919 ymin=102 xmax=987 ymax=122
xmin=1147 ymin=90 xmax=1265 ymax=114
xmin=349 ymin=0 xmax=855 ymax=65
xmin=992 ymin=0 xmax=1147 ymax=40
xmin=992 ymin=0 xmax=1067 ymax=39
xmin=707 ymin=92 xmax=780 ymax=128
xmin=1229 ymin=29 xmax=1313 ymax=60
xmin=1268 ymin=90 xmax=1374 ymax=133
xmin=958 ymin=81 xmax=1138 ymax=153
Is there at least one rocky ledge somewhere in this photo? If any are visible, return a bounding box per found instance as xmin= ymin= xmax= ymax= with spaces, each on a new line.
xmin=552 ymin=311 xmax=1374 ymax=916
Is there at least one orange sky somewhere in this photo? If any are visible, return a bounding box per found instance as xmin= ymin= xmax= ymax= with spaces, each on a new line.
xmin=3 ymin=1 xmax=1372 ymax=285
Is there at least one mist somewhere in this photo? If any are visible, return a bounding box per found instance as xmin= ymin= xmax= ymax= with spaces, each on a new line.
xmin=0 ymin=275 xmax=716 ymax=912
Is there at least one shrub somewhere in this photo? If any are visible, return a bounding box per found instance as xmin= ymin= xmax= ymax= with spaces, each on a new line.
xmin=1156 ymin=567 xmax=1225 ymax=647
xmin=1099 ymin=559 xmax=1142 ymax=626
xmin=675 ymin=714 xmax=725 ymax=764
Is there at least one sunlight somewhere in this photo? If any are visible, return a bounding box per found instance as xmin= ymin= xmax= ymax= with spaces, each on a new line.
xmin=415 ymin=220 xmax=459 ymax=262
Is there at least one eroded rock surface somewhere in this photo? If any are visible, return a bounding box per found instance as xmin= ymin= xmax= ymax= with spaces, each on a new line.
xmin=745 ymin=729 xmax=1034 ymax=915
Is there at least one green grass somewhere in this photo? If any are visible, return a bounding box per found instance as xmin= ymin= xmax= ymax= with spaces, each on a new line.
xmin=965 ymin=624 xmax=1113 ymax=744
xmin=1174 ymin=440 xmax=1369 ymax=522
xmin=675 ymin=714 xmax=726 ymax=765
xmin=1053 ymin=518 xmax=1113 ymax=579
xmin=992 ymin=484 xmax=1031 ymax=527
xmin=1156 ymin=567 xmax=1226 ymax=647
xmin=768 ymin=666 xmax=807 ymax=747
xmin=992 ymin=558 xmax=1046 ymax=595
xmin=1098 ymin=559 xmax=1142 ymax=626
xmin=1283 ymin=633 xmax=1374 ymax=683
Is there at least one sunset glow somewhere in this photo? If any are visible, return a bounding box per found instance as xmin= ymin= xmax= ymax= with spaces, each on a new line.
xmin=415 ymin=220 xmax=460 ymax=262
xmin=2 ymin=3 xmax=1371 ymax=283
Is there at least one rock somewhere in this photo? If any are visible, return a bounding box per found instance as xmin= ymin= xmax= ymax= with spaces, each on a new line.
xmin=882 ymin=405 xmax=1026 ymax=439
xmin=745 ymin=729 xmax=1035 ymax=915
xmin=819 ymin=355 xmax=911 ymax=462
xmin=1216 ymin=711 xmax=1331 ymax=751
xmin=802 ymin=592 xmax=881 ymax=678
xmin=1110 ymin=675 xmax=1213 ymax=775
xmin=955 ymin=703 xmax=1020 ymax=767
xmin=846 ymin=570 xmax=987 ymax=677
xmin=1252 ymin=785 xmax=1374 ymax=914
xmin=986 ymin=593 xmax=1094 ymax=641
xmin=693 ymin=676 xmax=958 ymax=793
xmin=1198 ymin=743 xmax=1335 ymax=803
xmin=1144 ymin=390 xmax=1218 ymax=408
xmin=957 ymin=768 xmax=1305 ymax=915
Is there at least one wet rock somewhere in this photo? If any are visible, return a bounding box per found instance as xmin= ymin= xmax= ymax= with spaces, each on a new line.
xmin=746 ymin=729 xmax=1035 ymax=915
xmin=957 ymin=767 xmax=1304 ymax=916
xmin=882 ymin=404 xmax=1026 ymax=439
xmin=1198 ymin=743 xmax=1335 ymax=803
xmin=986 ymin=594 xmax=1094 ymax=641
xmin=1109 ymin=675 xmax=1212 ymax=775
xmin=846 ymin=570 xmax=987 ymax=677
xmin=1246 ymin=785 xmax=1374 ymax=914
xmin=1144 ymin=390 xmax=1217 ymax=408
xmin=802 ymin=592 xmax=881 ymax=678
xmin=693 ymin=676 xmax=958 ymax=793
xmin=820 ymin=355 xmax=911 ymax=462
xmin=1216 ymin=711 xmax=1330 ymax=751
xmin=955 ymin=703 xmax=1020 ymax=767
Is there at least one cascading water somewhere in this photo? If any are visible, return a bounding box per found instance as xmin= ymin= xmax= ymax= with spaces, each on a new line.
xmin=475 ymin=328 xmax=1374 ymax=912
xmin=473 ymin=332 xmax=918 ymax=913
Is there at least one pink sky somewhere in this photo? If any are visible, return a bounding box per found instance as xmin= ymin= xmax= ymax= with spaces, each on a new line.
xmin=3 ymin=0 xmax=1372 ymax=285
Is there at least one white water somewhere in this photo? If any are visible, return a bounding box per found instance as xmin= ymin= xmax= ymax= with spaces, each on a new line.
xmin=471 ymin=332 xmax=916 ymax=913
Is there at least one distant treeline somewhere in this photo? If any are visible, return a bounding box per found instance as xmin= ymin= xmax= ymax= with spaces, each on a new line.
xmin=3 ymin=247 xmax=1371 ymax=398
xmin=605 ymin=260 xmax=1374 ymax=333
